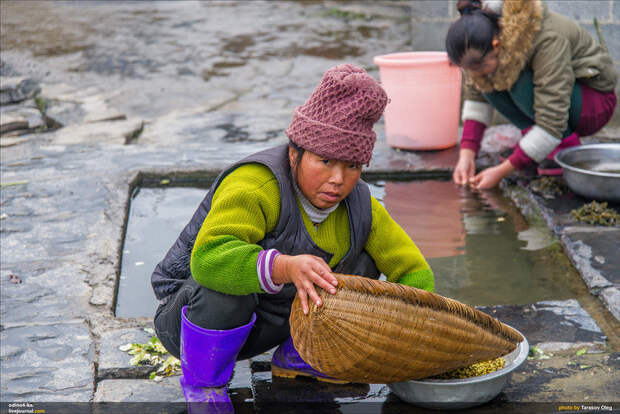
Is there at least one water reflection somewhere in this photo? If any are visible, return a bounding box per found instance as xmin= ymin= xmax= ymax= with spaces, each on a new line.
xmin=369 ymin=180 xmax=571 ymax=306
xmin=252 ymin=371 xmax=389 ymax=413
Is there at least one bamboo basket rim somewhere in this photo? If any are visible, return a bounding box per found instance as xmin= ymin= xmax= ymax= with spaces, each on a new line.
xmin=325 ymin=274 xmax=523 ymax=344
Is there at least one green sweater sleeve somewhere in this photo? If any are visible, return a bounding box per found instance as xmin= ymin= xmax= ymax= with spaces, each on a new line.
xmin=365 ymin=197 xmax=435 ymax=292
xmin=190 ymin=164 xmax=281 ymax=294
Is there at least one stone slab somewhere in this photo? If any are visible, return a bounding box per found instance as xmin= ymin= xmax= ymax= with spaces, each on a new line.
xmin=138 ymin=104 xmax=287 ymax=146
xmin=40 ymin=83 xmax=126 ymax=126
xmin=0 ymin=136 xmax=30 ymax=147
xmin=97 ymin=328 xmax=155 ymax=380
xmin=0 ymin=101 xmax=45 ymax=134
xmin=50 ymin=118 xmax=143 ymax=146
xmin=477 ymin=299 xmax=606 ymax=349
xmin=599 ymin=287 xmax=620 ymax=322
xmin=249 ymin=349 xmax=274 ymax=373
xmin=0 ymin=77 xmax=40 ymax=105
xmin=0 ymin=322 xmax=94 ymax=402
xmin=0 ymin=266 xmax=92 ymax=326
xmin=43 ymin=100 xmax=86 ymax=127
xmin=561 ymin=230 xmax=620 ymax=286
xmin=80 ymin=95 xmax=126 ymax=124
xmin=229 ymin=359 xmax=253 ymax=391
xmin=94 ymin=376 xmax=184 ymax=403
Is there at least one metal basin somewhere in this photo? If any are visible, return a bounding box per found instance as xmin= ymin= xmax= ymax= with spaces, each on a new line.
xmin=554 ymin=143 xmax=620 ymax=202
xmin=388 ymin=328 xmax=529 ymax=410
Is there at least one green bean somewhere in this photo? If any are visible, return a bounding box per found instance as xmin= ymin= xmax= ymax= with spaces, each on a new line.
xmin=430 ymin=357 xmax=505 ymax=379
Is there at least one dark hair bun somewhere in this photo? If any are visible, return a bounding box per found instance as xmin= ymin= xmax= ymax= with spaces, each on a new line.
xmin=457 ymin=0 xmax=482 ymax=15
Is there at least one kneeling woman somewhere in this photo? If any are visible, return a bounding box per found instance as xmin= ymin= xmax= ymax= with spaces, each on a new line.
xmin=151 ymin=64 xmax=434 ymax=407
xmin=448 ymin=0 xmax=617 ymax=189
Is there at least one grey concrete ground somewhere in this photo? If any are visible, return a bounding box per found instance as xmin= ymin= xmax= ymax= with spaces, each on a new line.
xmin=1 ymin=1 xmax=619 ymax=411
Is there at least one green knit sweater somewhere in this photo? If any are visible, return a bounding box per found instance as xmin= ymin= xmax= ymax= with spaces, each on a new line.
xmin=191 ymin=164 xmax=434 ymax=294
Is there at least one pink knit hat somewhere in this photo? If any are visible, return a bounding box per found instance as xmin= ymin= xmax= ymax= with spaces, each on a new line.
xmin=286 ymin=64 xmax=388 ymax=165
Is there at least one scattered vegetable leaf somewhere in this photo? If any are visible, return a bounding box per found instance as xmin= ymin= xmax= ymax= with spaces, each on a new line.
xmin=119 ymin=336 xmax=181 ymax=380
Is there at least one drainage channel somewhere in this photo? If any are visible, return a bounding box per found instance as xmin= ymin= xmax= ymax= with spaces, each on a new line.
xmin=116 ymin=178 xmax=591 ymax=318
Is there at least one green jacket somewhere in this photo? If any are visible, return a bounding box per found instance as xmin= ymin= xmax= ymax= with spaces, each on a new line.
xmin=463 ymin=0 xmax=617 ymax=142
xmin=190 ymin=163 xmax=434 ymax=295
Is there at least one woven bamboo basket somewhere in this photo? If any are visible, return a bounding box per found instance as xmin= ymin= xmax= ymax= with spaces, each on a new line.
xmin=289 ymin=274 xmax=523 ymax=384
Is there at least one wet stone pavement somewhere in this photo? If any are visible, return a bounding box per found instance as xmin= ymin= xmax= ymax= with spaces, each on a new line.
xmin=1 ymin=1 xmax=619 ymax=411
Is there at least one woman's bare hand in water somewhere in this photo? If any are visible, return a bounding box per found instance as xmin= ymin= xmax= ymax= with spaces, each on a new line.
xmin=453 ymin=149 xmax=476 ymax=185
xmin=470 ymin=159 xmax=515 ymax=189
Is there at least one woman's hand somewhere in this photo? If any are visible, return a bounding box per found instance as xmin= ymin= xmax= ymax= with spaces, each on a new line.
xmin=470 ymin=159 xmax=515 ymax=189
xmin=272 ymin=254 xmax=338 ymax=315
xmin=453 ymin=149 xmax=477 ymax=185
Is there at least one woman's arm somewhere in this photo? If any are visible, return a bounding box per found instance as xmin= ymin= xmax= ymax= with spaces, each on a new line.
xmin=454 ymin=82 xmax=494 ymax=185
xmin=190 ymin=164 xmax=281 ymax=294
xmin=365 ymin=197 xmax=434 ymax=292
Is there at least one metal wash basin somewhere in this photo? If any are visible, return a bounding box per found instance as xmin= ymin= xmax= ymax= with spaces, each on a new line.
xmin=388 ymin=327 xmax=529 ymax=410
xmin=555 ymin=143 xmax=620 ymax=202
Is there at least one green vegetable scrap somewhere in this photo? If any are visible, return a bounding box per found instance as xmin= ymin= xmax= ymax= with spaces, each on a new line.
xmin=530 ymin=177 xmax=568 ymax=199
xmin=119 ymin=336 xmax=181 ymax=381
xmin=34 ymin=96 xmax=48 ymax=114
xmin=528 ymin=345 xmax=552 ymax=360
xmin=430 ymin=357 xmax=505 ymax=379
xmin=570 ymin=201 xmax=619 ymax=226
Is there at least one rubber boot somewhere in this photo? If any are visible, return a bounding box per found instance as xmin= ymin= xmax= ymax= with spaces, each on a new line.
xmin=180 ymin=306 xmax=256 ymax=414
xmin=271 ymin=336 xmax=349 ymax=384
xmin=538 ymin=132 xmax=581 ymax=176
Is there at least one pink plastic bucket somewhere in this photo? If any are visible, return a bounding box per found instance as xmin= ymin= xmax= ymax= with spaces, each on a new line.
xmin=374 ymin=52 xmax=462 ymax=150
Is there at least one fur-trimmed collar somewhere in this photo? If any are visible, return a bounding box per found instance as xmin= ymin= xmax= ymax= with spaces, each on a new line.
xmin=467 ymin=0 xmax=544 ymax=92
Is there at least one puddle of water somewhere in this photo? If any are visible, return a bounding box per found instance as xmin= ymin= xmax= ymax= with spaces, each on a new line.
xmin=369 ymin=180 xmax=584 ymax=306
xmin=115 ymin=187 xmax=207 ymax=318
xmin=117 ymin=179 xmax=587 ymax=318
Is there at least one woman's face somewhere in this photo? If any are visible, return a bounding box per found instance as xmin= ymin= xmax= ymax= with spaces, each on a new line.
xmin=464 ymin=50 xmax=499 ymax=76
xmin=289 ymin=147 xmax=362 ymax=209
xmin=462 ymin=36 xmax=501 ymax=76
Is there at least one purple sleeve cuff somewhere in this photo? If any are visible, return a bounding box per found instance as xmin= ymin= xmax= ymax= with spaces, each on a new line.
xmin=257 ymin=249 xmax=283 ymax=294
xmin=508 ymin=144 xmax=536 ymax=170
xmin=460 ymin=120 xmax=486 ymax=154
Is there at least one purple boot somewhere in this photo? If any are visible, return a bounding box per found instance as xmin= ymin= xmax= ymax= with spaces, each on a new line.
xmin=271 ymin=336 xmax=349 ymax=384
xmin=180 ymin=306 xmax=256 ymax=413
